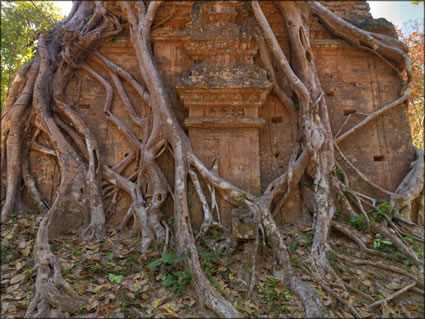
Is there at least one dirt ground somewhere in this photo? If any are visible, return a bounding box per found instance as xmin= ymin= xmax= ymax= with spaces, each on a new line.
xmin=1 ymin=208 xmax=424 ymax=318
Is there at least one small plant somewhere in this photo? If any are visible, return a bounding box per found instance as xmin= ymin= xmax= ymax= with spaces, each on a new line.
xmin=261 ymin=277 xmax=292 ymax=303
xmin=198 ymin=246 xmax=220 ymax=277
xmin=148 ymin=252 xmax=191 ymax=296
xmin=371 ymin=202 xmax=394 ymax=223
xmin=290 ymin=256 xmax=303 ymax=266
xmin=92 ymin=263 xmax=103 ymax=272
xmin=373 ymin=238 xmax=393 ymax=250
xmin=404 ymin=235 xmax=424 ymax=259
xmin=116 ymin=292 xmax=139 ymax=317
xmin=108 ymin=273 xmax=124 ymax=284
xmin=24 ymin=267 xmax=37 ymax=275
xmin=1 ymin=242 xmax=15 ymax=263
xmin=327 ymin=251 xmax=337 ymax=265
xmin=290 ymin=241 xmax=298 ymax=252
xmin=333 ymin=167 xmax=345 ymax=179
xmin=346 ymin=214 xmax=366 ymax=230
xmin=300 ymin=230 xmax=314 ymax=247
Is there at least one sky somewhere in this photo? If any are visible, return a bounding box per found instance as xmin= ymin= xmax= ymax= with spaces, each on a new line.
xmin=368 ymin=1 xmax=424 ymax=34
xmin=53 ymin=1 xmax=424 ymax=34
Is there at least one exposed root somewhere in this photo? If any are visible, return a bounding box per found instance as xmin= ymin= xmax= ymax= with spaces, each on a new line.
xmin=368 ymin=281 xmax=416 ymax=309
xmin=332 ymin=221 xmax=398 ymax=260
xmin=1 ymin=58 xmax=40 ymax=222
xmin=334 ymin=251 xmax=424 ymax=289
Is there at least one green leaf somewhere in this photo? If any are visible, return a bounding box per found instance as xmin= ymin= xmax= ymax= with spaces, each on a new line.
xmin=108 ymin=273 xmax=124 ymax=284
xmin=381 ymin=240 xmax=393 ymax=245
xmin=162 ymin=275 xmax=175 ymax=287
xmin=373 ymin=240 xmax=380 ymax=249
xmin=147 ymin=258 xmax=162 ymax=270
xmin=290 ymin=241 xmax=298 ymax=252
xmin=162 ymin=252 xmax=175 ymax=264
xmin=107 ymin=252 xmax=114 ymax=260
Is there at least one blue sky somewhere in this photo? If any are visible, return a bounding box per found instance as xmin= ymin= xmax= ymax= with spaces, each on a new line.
xmin=54 ymin=1 xmax=424 ymax=34
xmin=368 ymin=1 xmax=424 ymax=34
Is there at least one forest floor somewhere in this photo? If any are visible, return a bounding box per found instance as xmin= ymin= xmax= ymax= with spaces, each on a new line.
xmin=1 ymin=207 xmax=424 ymax=318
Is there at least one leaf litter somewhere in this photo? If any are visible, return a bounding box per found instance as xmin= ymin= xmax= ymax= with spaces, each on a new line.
xmin=1 ymin=211 xmax=424 ymax=318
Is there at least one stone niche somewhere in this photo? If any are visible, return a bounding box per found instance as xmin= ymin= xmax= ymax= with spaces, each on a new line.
xmin=176 ymin=1 xmax=272 ymax=227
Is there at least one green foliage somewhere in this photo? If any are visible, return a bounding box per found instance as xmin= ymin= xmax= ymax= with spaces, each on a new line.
xmin=373 ymin=238 xmax=393 ymax=250
xmin=289 ymin=240 xmax=298 ymax=252
xmin=107 ymin=252 xmax=114 ymax=260
xmin=290 ymin=256 xmax=307 ymax=267
xmin=148 ymin=252 xmax=191 ymax=296
xmin=23 ymin=266 xmax=37 ymax=275
xmin=371 ymin=202 xmax=394 ymax=223
xmin=116 ymin=293 xmax=140 ymax=317
xmin=1 ymin=242 xmax=15 ymax=263
xmin=300 ymin=230 xmax=314 ymax=247
xmin=261 ymin=277 xmax=292 ymax=303
xmin=346 ymin=214 xmax=366 ymax=230
xmin=108 ymin=273 xmax=124 ymax=284
xmin=404 ymin=235 xmax=425 ymax=259
xmin=198 ymin=247 xmax=220 ymax=277
xmin=333 ymin=167 xmax=345 ymax=179
xmin=1 ymin=1 xmax=65 ymax=108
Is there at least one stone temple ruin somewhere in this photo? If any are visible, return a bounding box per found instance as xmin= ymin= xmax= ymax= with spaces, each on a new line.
xmin=26 ymin=0 xmax=420 ymax=233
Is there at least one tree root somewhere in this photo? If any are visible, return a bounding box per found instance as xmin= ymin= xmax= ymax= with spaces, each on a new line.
xmin=368 ymin=281 xmax=416 ymax=309
xmin=333 ymin=251 xmax=424 ymax=289
xmin=332 ymin=221 xmax=398 ymax=260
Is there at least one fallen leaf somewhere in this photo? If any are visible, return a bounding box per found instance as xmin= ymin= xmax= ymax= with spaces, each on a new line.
xmin=406 ymin=304 xmax=417 ymax=311
xmin=130 ymin=282 xmax=142 ymax=292
xmin=275 ymin=284 xmax=286 ymax=293
xmin=94 ymin=284 xmax=107 ymax=294
xmin=21 ymin=248 xmax=31 ymax=257
xmin=153 ymin=296 xmax=167 ymax=308
xmin=160 ymin=302 xmax=179 ymax=315
xmin=10 ymin=274 xmax=25 ymax=284
xmin=385 ymin=283 xmax=399 ymax=290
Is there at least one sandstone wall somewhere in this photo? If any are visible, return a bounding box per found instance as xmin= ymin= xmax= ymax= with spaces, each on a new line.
xmin=26 ymin=1 xmax=414 ymax=231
